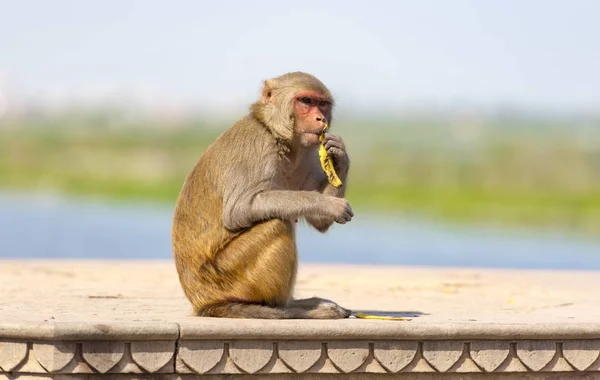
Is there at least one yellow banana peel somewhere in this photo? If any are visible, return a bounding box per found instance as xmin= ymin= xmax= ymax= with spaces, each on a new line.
xmin=354 ymin=312 xmax=412 ymax=321
xmin=318 ymin=123 xmax=343 ymax=188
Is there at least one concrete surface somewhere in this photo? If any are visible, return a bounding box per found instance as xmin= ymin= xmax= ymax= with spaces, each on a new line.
xmin=1 ymin=260 xmax=600 ymax=378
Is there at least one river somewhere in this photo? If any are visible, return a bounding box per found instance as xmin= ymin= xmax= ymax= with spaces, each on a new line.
xmin=1 ymin=192 xmax=599 ymax=270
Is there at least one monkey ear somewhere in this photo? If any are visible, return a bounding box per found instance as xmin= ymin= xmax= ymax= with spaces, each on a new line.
xmin=260 ymin=80 xmax=274 ymax=105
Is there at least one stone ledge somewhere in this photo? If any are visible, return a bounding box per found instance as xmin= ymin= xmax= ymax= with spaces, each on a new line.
xmin=2 ymin=260 xmax=600 ymax=378
xmin=0 ymin=322 xmax=179 ymax=341
xmin=175 ymin=339 xmax=600 ymax=375
xmin=2 ymin=335 xmax=600 ymax=377
xmin=5 ymin=320 xmax=600 ymax=342
xmin=0 ymin=338 xmax=176 ymax=375
xmin=180 ymin=318 xmax=600 ymax=340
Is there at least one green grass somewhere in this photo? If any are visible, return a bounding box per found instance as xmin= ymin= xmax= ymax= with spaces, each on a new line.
xmin=2 ymin=117 xmax=600 ymax=236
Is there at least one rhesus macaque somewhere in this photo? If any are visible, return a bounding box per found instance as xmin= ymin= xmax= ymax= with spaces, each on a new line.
xmin=172 ymin=72 xmax=353 ymax=319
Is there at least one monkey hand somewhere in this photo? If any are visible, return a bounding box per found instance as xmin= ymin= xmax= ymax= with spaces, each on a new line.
xmin=323 ymin=133 xmax=348 ymax=171
xmin=323 ymin=196 xmax=354 ymax=224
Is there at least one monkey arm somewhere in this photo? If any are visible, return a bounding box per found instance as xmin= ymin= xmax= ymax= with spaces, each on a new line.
xmin=223 ymin=189 xmax=334 ymax=231
xmin=220 ymin=130 xmax=352 ymax=233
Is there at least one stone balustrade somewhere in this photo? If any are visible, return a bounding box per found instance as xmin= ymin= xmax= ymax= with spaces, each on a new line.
xmin=1 ymin=260 xmax=599 ymax=378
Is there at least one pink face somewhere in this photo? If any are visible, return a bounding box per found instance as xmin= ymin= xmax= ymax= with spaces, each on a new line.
xmin=293 ymin=91 xmax=332 ymax=147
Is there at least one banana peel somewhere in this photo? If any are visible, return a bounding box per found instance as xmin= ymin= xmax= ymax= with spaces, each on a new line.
xmin=353 ymin=312 xmax=412 ymax=321
xmin=318 ymin=123 xmax=343 ymax=188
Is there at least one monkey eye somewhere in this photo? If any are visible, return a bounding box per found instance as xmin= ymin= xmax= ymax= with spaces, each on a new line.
xmin=318 ymin=100 xmax=328 ymax=107
xmin=300 ymin=97 xmax=312 ymax=104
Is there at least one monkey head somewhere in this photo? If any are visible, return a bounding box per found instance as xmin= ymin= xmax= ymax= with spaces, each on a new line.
xmin=250 ymin=72 xmax=334 ymax=147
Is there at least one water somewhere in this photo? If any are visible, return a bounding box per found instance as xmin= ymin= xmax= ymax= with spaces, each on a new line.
xmin=1 ymin=192 xmax=599 ymax=270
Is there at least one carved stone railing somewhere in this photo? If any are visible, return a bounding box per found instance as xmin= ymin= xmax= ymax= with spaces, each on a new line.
xmin=0 ymin=322 xmax=179 ymax=377
xmin=2 ymin=320 xmax=600 ymax=378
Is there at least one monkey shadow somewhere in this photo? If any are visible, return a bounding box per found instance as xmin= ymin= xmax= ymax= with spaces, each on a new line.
xmin=351 ymin=310 xmax=428 ymax=318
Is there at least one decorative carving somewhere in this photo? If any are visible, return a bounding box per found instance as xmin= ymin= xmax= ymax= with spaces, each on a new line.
xmin=209 ymin=355 xmax=243 ymax=374
xmin=229 ymin=341 xmax=274 ymax=374
xmin=543 ymin=356 xmax=575 ymax=372
xmin=81 ymin=341 xmax=124 ymax=373
xmin=470 ymin=341 xmax=511 ymax=372
xmin=516 ymin=340 xmax=557 ymax=371
xmin=498 ymin=352 xmax=529 ymax=372
xmin=32 ymin=342 xmax=76 ymax=373
xmin=306 ymin=356 xmax=340 ymax=374
xmin=108 ymin=344 xmax=143 ymax=374
xmin=1 ymin=337 xmax=600 ymax=376
xmin=0 ymin=340 xmax=28 ymax=372
xmin=130 ymin=341 xmax=174 ymax=373
xmin=327 ymin=341 xmax=370 ymax=373
xmin=278 ymin=341 xmax=322 ymax=373
xmin=373 ymin=340 xmax=417 ymax=373
xmin=178 ymin=341 xmax=224 ymax=374
xmin=406 ymin=357 xmax=437 ymax=372
xmin=361 ymin=354 xmax=388 ymax=373
xmin=449 ymin=356 xmax=482 ymax=373
xmin=563 ymin=340 xmax=600 ymax=371
xmin=256 ymin=355 xmax=293 ymax=374
xmin=422 ymin=341 xmax=464 ymax=372
xmin=62 ymin=350 xmax=94 ymax=374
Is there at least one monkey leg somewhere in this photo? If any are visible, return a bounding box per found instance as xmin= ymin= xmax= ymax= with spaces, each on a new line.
xmin=194 ymin=220 xmax=350 ymax=319
xmin=196 ymin=283 xmax=351 ymax=319
xmin=199 ymin=300 xmax=349 ymax=319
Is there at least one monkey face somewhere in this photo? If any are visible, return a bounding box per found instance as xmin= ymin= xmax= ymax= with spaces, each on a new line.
xmin=293 ymin=91 xmax=332 ymax=147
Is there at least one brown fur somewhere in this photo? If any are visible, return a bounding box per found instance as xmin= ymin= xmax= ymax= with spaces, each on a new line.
xmin=171 ymin=72 xmax=353 ymax=319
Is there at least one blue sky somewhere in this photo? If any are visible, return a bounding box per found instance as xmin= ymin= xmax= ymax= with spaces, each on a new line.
xmin=1 ymin=0 xmax=599 ymax=113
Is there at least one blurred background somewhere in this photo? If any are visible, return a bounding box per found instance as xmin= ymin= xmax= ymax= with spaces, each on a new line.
xmin=1 ymin=0 xmax=600 ymax=269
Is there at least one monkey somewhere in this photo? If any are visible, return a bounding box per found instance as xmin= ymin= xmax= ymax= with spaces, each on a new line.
xmin=171 ymin=72 xmax=353 ymax=319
